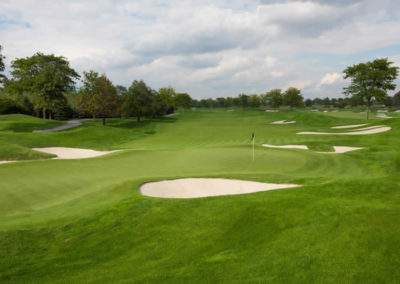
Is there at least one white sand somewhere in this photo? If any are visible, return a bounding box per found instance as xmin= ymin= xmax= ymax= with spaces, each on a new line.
xmin=262 ymin=144 xmax=308 ymax=150
xmin=377 ymin=113 xmax=392 ymax=118
xmin=0 ymin=161 xmax=16 ymax=164
xmin=271 ymin=120 xmax=296 ymax=124
xmin=318 ymin=146 xmax=363 ymax=154
xmin=297 ymin=126 xmax=391 ymax=135
xmin=377 ymin=110 xmax=388 ymax=112
xmin=395 ymin=110 xmax=400 ymax=113
xmin=331 ymin=124 xmax=367 ymax=129
xmin=265 ymin=110 xmax=279 ymax=112
xmin=140 ymin=178 xmax=301 ymax=198
xmin=32 ymin=147 xmax=119 ymax=159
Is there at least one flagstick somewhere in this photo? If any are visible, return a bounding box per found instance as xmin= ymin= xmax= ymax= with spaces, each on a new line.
xmin=252 ymin=137 xmax=255 ymax=161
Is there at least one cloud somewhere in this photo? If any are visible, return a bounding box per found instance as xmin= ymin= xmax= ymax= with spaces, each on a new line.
xmin=0 ymin=0 xmax=400 ymax=98
xmin=320 ymin=73 xmax=341 ymax=85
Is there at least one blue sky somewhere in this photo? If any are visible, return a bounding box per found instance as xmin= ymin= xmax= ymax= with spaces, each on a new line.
xmin=1 ymin=0 xmax=400 ymax=99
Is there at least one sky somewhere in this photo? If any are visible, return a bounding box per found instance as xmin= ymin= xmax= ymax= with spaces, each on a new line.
xmin=1 ymin=0 xmax=400 ymax=99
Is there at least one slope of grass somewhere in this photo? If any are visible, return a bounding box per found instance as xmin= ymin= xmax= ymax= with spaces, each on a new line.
xmin=0 ymin=109 xmax=399 ymax=283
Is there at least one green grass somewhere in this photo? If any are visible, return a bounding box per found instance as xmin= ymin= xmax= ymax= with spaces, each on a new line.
xmin=0 ymin=109 xmax=399 ymax=283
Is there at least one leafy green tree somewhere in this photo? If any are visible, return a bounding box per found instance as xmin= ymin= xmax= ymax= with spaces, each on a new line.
xmin=159 ymin=86 xmax=176 ymax=113
xmin=343 ymin=58 xmax=399 ymax=119
xmin=282 ymin=87 xmax=304 ymax=108
xmin=0 ymin=45 xmax=5 ymax=85
xmin=238 ymin=94 xmax=249 ymax=108
xmin=75 ymin=71 xmax=119 ymax=124
xmin=216 ymin=97 xmax=227 ymax=108
xmin=174 ymin=92 xmax=192 ymax=109
xmin=323 ymin=97 xmax=331 ymax=106
xmin=393 ymin=91 xmax=400 ymax=106
xmin=265 ymin=89 xmax=283 ymax=108
xmin=384 ymin=96 xmax=393 ymax=107
xmin=8 ymin=52 xmax=79 ymax=119
xmin=149 ymin=91 xmax=168 ymax=117
xmin=122 ymin=80 xmax=153 ymax=122
xmin=304 ymin=98 xmax=313 ymax=107
xmin=248 ymin=94 xmax=261 ymax=108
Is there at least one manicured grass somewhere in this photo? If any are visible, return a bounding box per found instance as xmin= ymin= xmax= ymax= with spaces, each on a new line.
xmin=0 ymin=109 xmax=399 ymax=283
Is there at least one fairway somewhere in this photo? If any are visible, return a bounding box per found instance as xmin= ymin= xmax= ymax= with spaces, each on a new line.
xmin=0 ymin=109 xmax=399 ymax=283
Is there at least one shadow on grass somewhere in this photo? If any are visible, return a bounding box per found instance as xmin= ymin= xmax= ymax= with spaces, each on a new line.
xmin=2 ymin=122 xmax=62 ymax=133
xmin=107 ymin=117 xmax=177 ymax=129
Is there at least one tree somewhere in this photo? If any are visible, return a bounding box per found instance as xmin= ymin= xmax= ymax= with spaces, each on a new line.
xmin=323 ymin=97 xmax=331 ymax=106
xmin=8 ymin=52 xmax=79 ymax=119
xmin=393 ymin=91 xmax=400 ymax=106
xmin=238 ymin=94 xmax=249 ymax=108
xmin=248 ymin=94 xmax=261 ymax=108
xmin=75 ymin=71 xmax=119 ymax=124
xmin=265 ymin=89 xmax=283 ymax=108
xmin=305 ymin=98 xmax=313 ymax=107
xmin=122 ymin=80 xmax=153 ymax=122
xmin=159 ymin=86 xmax=176 ymax=113
xmin=0 ymin=45 xmax=5 ymax=85
xmin=343 ymin=58 xmax=399 ymax=119
xmin=174 ymin=92 xmax=192 ymax=109
xmin=384 ymin=96 xmax=393 ymax=107
xmin=282 ymin=87 xmax=304 ymax=108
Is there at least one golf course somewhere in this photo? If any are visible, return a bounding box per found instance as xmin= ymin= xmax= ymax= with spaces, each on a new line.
xmin=0 ymin=108 xmax=399 ymax=282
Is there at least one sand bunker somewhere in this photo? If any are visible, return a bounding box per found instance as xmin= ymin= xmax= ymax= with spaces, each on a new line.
xmin=265 ymin=110 xmax=279 ymax=113
xmin=32 ymin=147 xmax=119 ymax=159
xmin=331 ymin=124 xmax=367 ymax=129
xmin=262 ymin=144 xmax=362 ymax=154
xmin=318 ymin=146 xmax=363 ymax=154
xmin=262 ymin=144 xmax=308 ymax=150
xmin=0 ymin=161 xmax=15 ymax=164
xmin=140 ymin=178 xmax=301 ymax=198
xmin=298 ymin=126 xmax=391 ymax=135
xmin=377 ymin=113 xmax=392 ymax=118
xmin=271 ymin=120 xmax=296 ymax=124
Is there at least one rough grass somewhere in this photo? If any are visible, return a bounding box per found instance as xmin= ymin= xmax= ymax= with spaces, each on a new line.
xmin=0 ymin=109 xmax=399 ymax=283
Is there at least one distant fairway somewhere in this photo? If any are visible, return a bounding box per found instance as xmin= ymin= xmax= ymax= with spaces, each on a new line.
xmin=0 ymin=109 xmax=399 ymax=282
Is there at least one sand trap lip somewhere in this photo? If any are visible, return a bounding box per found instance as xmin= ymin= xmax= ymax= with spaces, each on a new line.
xmin=297 ymin=126 xmax=391 ymax=135
xmin=31 ymin=147 xmax=120 ymax=159
xmin=331 ymin=124 xmax=368 ymax=129
xmin=140 ymin=178 xmax=301 ymax=198
xmin=318 ymin=146 xmax=363 ymax=154
xmin=262 ymin=144 xmax=308 ymax=150
xmin=271 ymin=120 xmax=296 ymax=124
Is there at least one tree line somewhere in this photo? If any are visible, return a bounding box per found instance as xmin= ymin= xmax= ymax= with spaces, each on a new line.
xmin=0 ymin=45 xmax=398 ymax=122
xmin=0 ymin=47 xmax=192 ymax=124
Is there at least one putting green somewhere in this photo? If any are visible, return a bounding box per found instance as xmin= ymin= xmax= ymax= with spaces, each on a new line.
xmin=0 ymin=109 xmax=399 ymax=282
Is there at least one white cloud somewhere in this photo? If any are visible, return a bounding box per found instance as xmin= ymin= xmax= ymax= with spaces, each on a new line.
xmin=320 ymin=73 xmax=341 ymax=85
xmin=0 ymin=0 xmax=400 ymax=98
